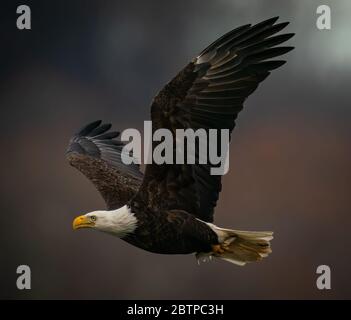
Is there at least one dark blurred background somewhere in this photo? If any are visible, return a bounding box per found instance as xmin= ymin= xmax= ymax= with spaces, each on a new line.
xmin=0 ymin=0 xmax=350 ymax=299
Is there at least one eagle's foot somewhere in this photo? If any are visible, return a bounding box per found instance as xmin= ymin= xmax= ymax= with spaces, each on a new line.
xmin=211 ymin=243 xmax=233 ymax=256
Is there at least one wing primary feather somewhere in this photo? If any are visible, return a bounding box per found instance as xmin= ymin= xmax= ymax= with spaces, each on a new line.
xmin=77 ymin=120 xmax=102 ymax=136
xmin=88 ymin=123 xmax=112 ymax=137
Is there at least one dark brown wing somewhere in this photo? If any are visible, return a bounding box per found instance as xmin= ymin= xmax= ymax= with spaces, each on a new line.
xmin=66 ymin=120 xmax=143 ymax=209
xmin=132 ymin=17 xmax=294 ymax=222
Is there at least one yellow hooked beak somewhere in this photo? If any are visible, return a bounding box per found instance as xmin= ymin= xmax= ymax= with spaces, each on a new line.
xmin=73 ymin=215 xmax=95 ymax=230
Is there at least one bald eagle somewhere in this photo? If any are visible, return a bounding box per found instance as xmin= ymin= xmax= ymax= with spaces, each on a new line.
xmin=67 ymin=17 xmax=294 ymax=266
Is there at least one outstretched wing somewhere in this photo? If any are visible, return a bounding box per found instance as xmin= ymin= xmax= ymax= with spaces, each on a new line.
xmin=67 ymin=120 xmax=143 ymax=209
xmin=132 ymin=17 xmax=294 ymax=222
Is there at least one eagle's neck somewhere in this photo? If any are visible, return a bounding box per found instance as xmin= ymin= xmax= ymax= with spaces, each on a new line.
xmin=97 ymin=205 xmax=138 ymax=238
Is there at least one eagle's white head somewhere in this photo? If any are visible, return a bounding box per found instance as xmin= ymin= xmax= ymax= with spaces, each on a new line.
xmin=72 ymin=205 xmax=137 ymax=238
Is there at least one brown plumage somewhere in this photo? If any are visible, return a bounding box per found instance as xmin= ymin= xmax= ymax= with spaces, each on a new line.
xmin=67 ymin=120 xmax=143 ymax=209
xmin=68 ymin=17 xmax=294 ymax=265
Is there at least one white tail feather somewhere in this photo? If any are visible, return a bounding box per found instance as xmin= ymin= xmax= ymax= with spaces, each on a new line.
xmin=198 ymin=223 xmax=273 ymax=266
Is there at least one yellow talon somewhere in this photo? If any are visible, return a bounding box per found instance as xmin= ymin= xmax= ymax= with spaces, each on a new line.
xmin=211 ymin=244 xmax=225 ymax=255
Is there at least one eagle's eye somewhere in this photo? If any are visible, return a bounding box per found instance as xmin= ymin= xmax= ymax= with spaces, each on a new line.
xmin=90 ymin=215 xmax=97 ymax=222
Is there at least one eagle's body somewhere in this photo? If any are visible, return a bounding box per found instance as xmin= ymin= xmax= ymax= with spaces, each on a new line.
xmin=124 ymin=204 xmax=219 ymax=255
xmin=68 ymin=17 xmax=294 ymax=265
